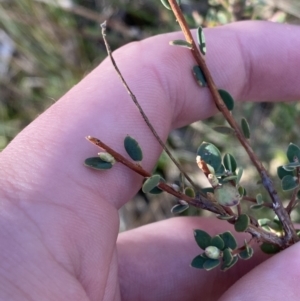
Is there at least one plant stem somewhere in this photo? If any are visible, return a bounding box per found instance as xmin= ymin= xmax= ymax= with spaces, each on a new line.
xmin=167 ymin=0 xmax=298 ymax=244
xmin=86 ymin=136 xmax=225 ymax=214
xmin=100 ymin=21 xmax=198 ymax=192
xmin=86 ymin=135 xmax=284 ymax=247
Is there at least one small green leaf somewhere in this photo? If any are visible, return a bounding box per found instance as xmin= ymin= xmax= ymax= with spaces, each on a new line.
xmin=281 ymin=175 xmax=299 ymax=191
xmin=219 ymin=231 xmax=237 ymax=250
xmin=216 ymin=215 xmax=234 ymax=221
xmin=250 ymin=204 xmax=264 ymax=210
xmin=222 ymin=175 xmax=238 ymax=183
xmin=171 ymin=204 xmax=189 ymax=214
xmin=192 ymin=65 xmax=207 ymax=87
xmin=238 ymin=186 xmax=244 ymax=196
xmin=197 ymin=26 xmax=206 ymax=55
xmin=234 ymin=214 xmax=250 ymax=232
xmin=283 ymin=162 xmax=300 ymax=169
xmin=277 ymin=166 xmax=294 ymax=180
xmin=212 ymin=126 xmax=235 ymax=135
xmin=142 ymin=175 xmax=161 ymax=193
xmin=210 ymin=235 xmax=225 ymax=250
xmin=194 ymin=229 xmax=212 ymax=250
xmin=197 ymin=142 xmax=222 ymax=172
xmin=256 ymin=193 xmax=263 ymax=204
xmin=238 ymin=247 xmax=254 ymax=260
xmin=236 ymin=167 xmax=243 ymax=184
xmin=287 ymin=143 xmax=300 ymax=163
xmin=124 ymin=135 xmax=143 ymax=161
xmin=84 ymin=157 xmax=113 ymax=170
xmin=160 ymin=0 xmax=180 ymax=9
xmin=149 ymin=177 xmax=166 ymax=194
xmin=184 ymin=187 xmax=195 ymax=198
xmin=223 ymin=153 xmax=237 ymax=173
xmin=214 ymin=183 xmax=241 ymax=207
xmin=148 ymin=186 xmax=163 ymax=194
xmin=241 ymin=117 xmax=251 ymax=139
xmin=218 ymin=89 xmax=234 ymax=111
xmin=203 ymin=258 xmax=220 ymax=271
xmin=260 ymin=242 xmax=280 ymax=254
xmin=221 ymin=255 xmax=238 ymax=271
xmin=258 ymin=218 xmax=272 ymax=227
xmin=191 ymin=254 xmax=207 ymax=269
xmin=222 ymin=248 xmax=233 ymax=265
xmin=169 ymin=40 xmax=192 ymax=49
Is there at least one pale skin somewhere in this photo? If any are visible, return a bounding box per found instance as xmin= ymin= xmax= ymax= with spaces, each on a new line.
xmin=1 ymin=21 xmax=300 ymax=301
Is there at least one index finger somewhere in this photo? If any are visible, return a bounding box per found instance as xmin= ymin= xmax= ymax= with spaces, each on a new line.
xmin=1 ymin=21 xmax=300 ymax=211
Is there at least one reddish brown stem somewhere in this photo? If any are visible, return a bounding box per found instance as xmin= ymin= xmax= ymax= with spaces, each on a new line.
xmin=86 ymin=135 xmax=284 ymax=247
xmin=167 ymin=0 xmax=298 ymax=244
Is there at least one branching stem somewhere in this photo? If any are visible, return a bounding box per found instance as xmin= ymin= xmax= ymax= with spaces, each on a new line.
xmin=100 ymin=21 xmax=198 ymax=191
xmin=167 ymin=0 xmax=298 ymax=244
xmin=86 ymin=135 xmax=284 ymax=247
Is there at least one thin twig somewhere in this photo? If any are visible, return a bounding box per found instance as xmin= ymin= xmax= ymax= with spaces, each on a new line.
xmin=86 ymin=135 xmax=284 ymax=247
xmin=167 ymin=0 xmax=298 ymax=244
xmin=100 ymin=21 xmax=198 ymax=191
xmin=286 ymin=171 xmax=300 ymax=215
xmin=86 ymin=135 xmax=225 ymax=214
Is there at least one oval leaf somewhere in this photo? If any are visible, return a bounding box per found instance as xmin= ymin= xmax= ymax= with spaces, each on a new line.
xmin=169 ymin=39 xmax=192 ymax=49
xmin=236 ymin=167 xmax=243 ymax=184
xmin=222 ymin=175 xmax=238 ymax=182
xmin=216 ymin=215 xmax=235 ymax=221
xmin=281 ymin=175 xmax=299 ymax=191
xmin=277 ymin=165 xmax=294 ymax=180
xmin=221 ymin=255 xmax=238 ymax=271
xmin=171 ymin=204 xmax=189 ymax=214
xmin=142 ymin=175 xmax=161 ymax=193
xmin=84 ymin=157 xmax=113 ymax=170
xmin=223 ymin=153 xmax=237 ymax=172
xmin=234 ymin=214 xmax=250 ymax=232
xmin=283 ymin=162 xmax=300 ymax=169
xmin=191 ymin=254 xmax=207 ymax=269
xmin=218 ymin=89 xmax=234 ymax=111
xmin=160 ymin=0 xmax=171 ymax=9
xmin=287 ymin=143 xmax=300 ymax=163
xmin=194 ymin=229 xmax=212 ymax=250
xmin=238 ymin=247 xmax=254 ymax=260
xmin=250 ymin=204 xmax=264 ymax=210
xmin=192 ymin=65 xmax=207 ymax=87
xmin=203 ymin=258 xmax=220 ymax=271
xmin=197 ymin=26 xmax=206 ymax=55
xmin=124 ymin=135 xmax=143 ymax=161
xmin=219 ymin=231 xmax=237 ymax=250
xmin=260 ymin=242 xmax=280 ymax=254
xmin=222 ymin=248 xmax=233 ymax=265
xmin=184 ymin=187 xmax=195 ymax=198
xmin=197 ymin=142 xmax=222 ymax=171
xmin=149 ymin=177 xmax=165 ymax=194
xmin=241 ymin=117 xmax=250 ymax=139
xmin=212 ymin=126 xmax=235 ymax=135
xmin=210 ymin=235 xmax=225 ymax=250
xmin=256 ymin=193 xmax=263 ymax=204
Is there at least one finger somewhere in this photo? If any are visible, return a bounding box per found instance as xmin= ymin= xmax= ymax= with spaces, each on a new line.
xmin=117 ymin=217 xmax=269 ymax=301
xmin=1 ymin=21 xmax=300 ymax=211
xmin=219 ymin=242 xmax=300 ymax=301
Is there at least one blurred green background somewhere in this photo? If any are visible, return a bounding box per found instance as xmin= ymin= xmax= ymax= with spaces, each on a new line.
xmin=1 ymin=0 xmax=300 ymax=230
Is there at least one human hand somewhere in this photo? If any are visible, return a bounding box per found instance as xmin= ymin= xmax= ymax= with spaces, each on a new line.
xmin=0 ymin=21 xmax=300 ymax=301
